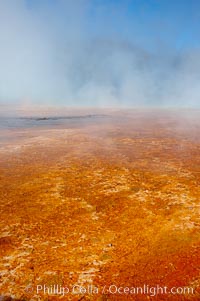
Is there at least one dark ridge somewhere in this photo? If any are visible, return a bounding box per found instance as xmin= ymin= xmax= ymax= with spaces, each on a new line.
xmin=19 ymin=114 xmax=108 ymax=121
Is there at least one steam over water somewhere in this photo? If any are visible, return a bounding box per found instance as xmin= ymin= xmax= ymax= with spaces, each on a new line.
xmin=1 ymin=1 xmax=200 ymax=107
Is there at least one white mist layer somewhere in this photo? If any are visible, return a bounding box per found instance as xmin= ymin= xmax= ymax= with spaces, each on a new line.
xmin=0 ymin=0 xmax=199 ymax=107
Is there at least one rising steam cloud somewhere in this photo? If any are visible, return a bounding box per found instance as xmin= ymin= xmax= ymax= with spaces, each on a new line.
xmin=0 ymin=0 xmax=199 ymax=107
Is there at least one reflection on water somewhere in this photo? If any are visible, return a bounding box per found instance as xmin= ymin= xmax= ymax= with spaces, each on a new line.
xmin=0 ymin=114 xmax=108 ymax=129
xmin=0 ymin=114 xmax=109 ymax=146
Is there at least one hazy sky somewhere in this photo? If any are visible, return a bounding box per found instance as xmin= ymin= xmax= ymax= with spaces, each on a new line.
xmin=0 ymin=0 xmax=200 ymax=107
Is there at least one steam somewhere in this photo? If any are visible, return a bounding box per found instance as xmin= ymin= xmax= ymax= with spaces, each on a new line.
xmin=0 ymin=0 xmax=199 ymax=107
